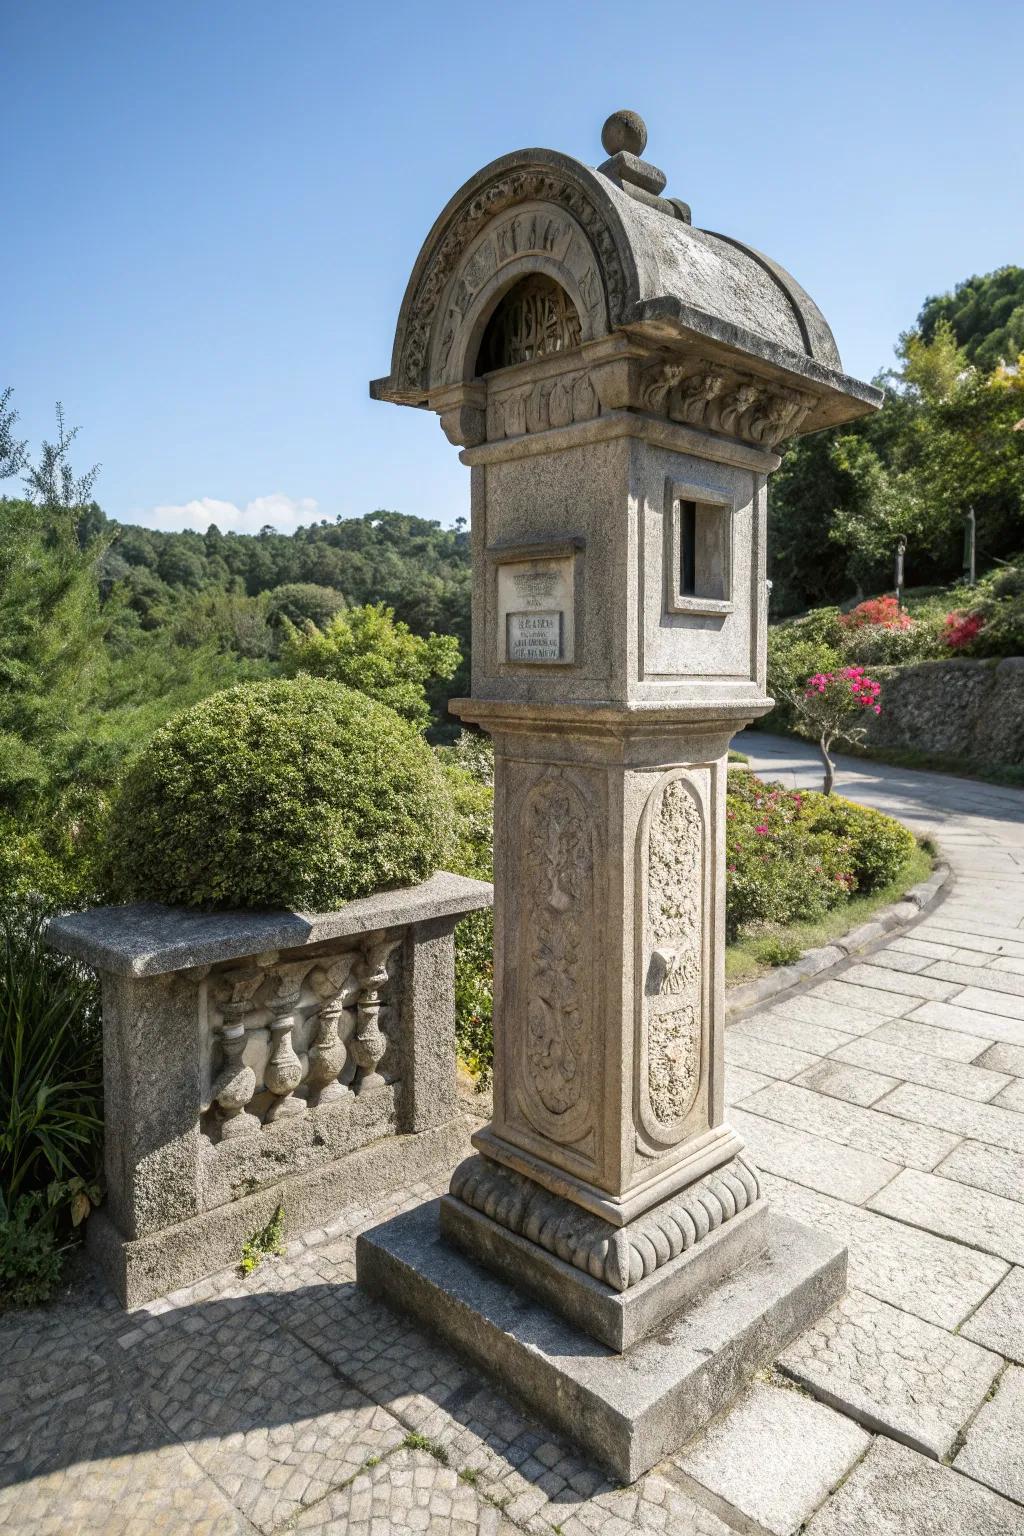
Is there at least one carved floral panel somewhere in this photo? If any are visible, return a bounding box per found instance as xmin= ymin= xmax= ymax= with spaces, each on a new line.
xmin=513 ymin=774 xmax=596 ymax=1149
xmin=636 ymin=772 xmax=705 ymax=1146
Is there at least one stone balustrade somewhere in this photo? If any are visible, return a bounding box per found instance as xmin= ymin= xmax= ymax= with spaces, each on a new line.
xmin=46 ymin=872 xmax=492 ymax=1307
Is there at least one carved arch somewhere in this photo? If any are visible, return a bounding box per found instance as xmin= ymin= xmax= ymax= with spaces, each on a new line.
xmin=378 ymin=151 xmax=638 ymax=401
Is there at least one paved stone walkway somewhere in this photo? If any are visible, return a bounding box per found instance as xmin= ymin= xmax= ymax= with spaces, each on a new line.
xmin=3 ymin=735 xmax=1024 ymax=1534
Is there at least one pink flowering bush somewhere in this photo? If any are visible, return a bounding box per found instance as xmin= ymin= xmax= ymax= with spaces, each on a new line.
xmin=839 ymin=596 xmax=913 ymax=632
xmin=724 ymin=774 xmax=916 ymax=941
xmin=790 ymin=665 xmax=883 ymax=794
xmin=943 ymin=610 xmax=985 ymax=650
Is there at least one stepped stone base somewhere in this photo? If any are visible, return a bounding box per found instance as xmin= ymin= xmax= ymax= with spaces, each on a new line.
xmin=357 ymin=1199 xmax=847 ymax=1484
xmin=443 ymin=1151 xmax=769 ymax=1349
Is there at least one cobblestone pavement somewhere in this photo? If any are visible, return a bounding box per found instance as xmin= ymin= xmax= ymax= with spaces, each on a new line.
xmin=2 ymin=738 xmax=1024 ymax=1533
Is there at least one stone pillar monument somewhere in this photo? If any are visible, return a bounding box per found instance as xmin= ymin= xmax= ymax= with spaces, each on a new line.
xmin=359 ymin=111 xmax=882 ymax=1480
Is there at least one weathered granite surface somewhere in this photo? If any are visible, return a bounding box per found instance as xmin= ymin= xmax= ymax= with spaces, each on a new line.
xmin=777 ymin=1289 xmax=1002 ymax=1458
xmin=805 ymin=1436 xmax=1024 ymax=1536
xmin=671 ymin=1380 xmax=869 ymax=1536
xmin=960 ymin=1265 xmax=1024 ymax=1362
xmin=763 ymin=1172 xmax=1009 ymax=1330
xmin=44 ymin=873 xmax=493 ymax=977
xmin=953 ymin=1365 xmax=1024 ymax=1506
xmin=357 ymin=1200 xmax=846 ymax=1483
xmin=868 ymin=1167 xmax=1024 ymax=1265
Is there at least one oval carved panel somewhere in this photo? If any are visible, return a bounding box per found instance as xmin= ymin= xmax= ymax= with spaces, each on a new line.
xmin=515 ymin=775 xmax=595 ymax=1147
xmin=636 ymin=773 xmax=705 ymax=1146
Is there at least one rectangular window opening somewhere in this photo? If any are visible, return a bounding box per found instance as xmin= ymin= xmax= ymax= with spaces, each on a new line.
xmin=679 ymin=499 xmax=697 ymax=596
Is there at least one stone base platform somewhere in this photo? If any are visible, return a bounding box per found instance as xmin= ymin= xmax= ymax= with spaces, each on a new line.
xmin=357 ymin=1199 xmax=847 ymax=1483
xmin=441 ymin=1152 xmax=771 ymax=1351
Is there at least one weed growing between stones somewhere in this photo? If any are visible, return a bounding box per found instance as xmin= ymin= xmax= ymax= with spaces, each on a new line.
xmin=239 ymin=1204 xmax=285 ymax=1276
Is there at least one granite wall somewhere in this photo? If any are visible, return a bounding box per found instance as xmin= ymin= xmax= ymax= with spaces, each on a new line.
xmin=863 ymin=657 xmax=1024 ymax=766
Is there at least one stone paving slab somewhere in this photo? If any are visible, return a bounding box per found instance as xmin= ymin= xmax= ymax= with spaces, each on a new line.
xmin=671 ymin=1380 xmax=869 ymax=1536
xmin=762 ymin=1172 xmax=1009 ymax=1330
xmin=954 ymin=1365 xmax=1024 ymax=1506
xmin=891 ymin=934 xmax=969 ymax=961
xmin=738 ymin=1080 xmax=961 ymax=1171
xmin=840 ymin=963 xmax=960 ymax=1002
xmin=993 ymin=954 xmax=1024 ymax=974
xmin=868 ymin=1014 xmax=991 ymax=1062
xmin=725 ymin=1028 xmax=822 ymax=1080
xmin=961 ymin=1267 xmax=1024 ymax=1364
xmin=725 ymin=1065 xmax=773 ymax=1105
xmin=980 ymin=1041 xmax=1024 ymax=1075
xmin=994 ymin=1076 xmax=1024 ymax=1111
xmin=126 ymin=1294 xmax=405 ymax=1534
xmin=814 ymin=978 xmax=918 ymax=1020
xmin=911 ymin=998 xmax=1024 ymax=1046
xmin=729 ymin=1107 xmax=902 ymax=1204
xmin=926 ymin=959 xmax=1024 ymax=997
xmin=776 ymin=1289 xmax=1002 ymax=1458
xmin=878 ymin=1081 xmax=1024 ymax=1153
xmin=860 ymin=948 xmax=934 ymax=974
xmin=791 ymin=1058 xmax=899 ymax=1107
xmin=549 ymin=1471 xmax=733 ymax=1536
xmin=291 ymin=1446 xmax=516 ymax=1535
xmin=945 ymin=988 xmax=1024 ymax=1026
xmin=0 ymin=1377 xmax=247 ymax=1535
xmin=804 ymin=1435 xmax=1024 ymax=1536
xmin=730 ymin=1010 xmax=858 ymax=1056
xmin=919 ymin=925 xmax=1024 ymax=958
xmin=869 ymin=1167 xmax=1024 ymax=1266
xmin=831 ymin=1035 xmax=1011 ymax=1101
xmin=934 ymin=1139 xmax=1024 ymax=1202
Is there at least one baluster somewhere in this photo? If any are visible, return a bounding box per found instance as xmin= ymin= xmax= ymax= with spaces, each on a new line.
xmin=308 ymin=953 xmax=358 ymax=1106
xmin=212 ymin=966 xmax=263 ymax=1139
xmin=351 ymin=937 xmax=399 ymax=1095
xmin=263 ymin=960 xmax=311 ymax=1121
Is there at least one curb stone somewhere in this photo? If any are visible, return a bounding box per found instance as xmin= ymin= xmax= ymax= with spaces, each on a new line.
xmin=725 ymin=859 xmax=951 ymax=1021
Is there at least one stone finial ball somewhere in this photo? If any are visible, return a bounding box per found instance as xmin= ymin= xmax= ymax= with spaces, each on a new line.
xmin=601 ymin=110 xmax=647 ymax=158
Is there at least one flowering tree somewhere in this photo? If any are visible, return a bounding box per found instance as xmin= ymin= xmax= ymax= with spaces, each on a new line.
xmin=790 ymin=665 xmax=882 ymax=795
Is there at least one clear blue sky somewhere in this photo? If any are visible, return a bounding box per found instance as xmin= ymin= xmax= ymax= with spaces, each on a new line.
xmin=4 ymin=1 xmax=1022 ymax=534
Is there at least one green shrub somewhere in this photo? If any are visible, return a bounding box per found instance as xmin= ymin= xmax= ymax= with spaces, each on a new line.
xmin=725 ymin=776 xmax=853 ymax=940
xmin=725 ymin=775 xmax=915 ymax=941
xmin=0 ymin=1191 xmax=67 ymax=1311
xmin=437 ymin=731 xmax=495 ymax=1083
xmin=0 ymin=912 xmax=103 ymax=1309
xmin=281 ymin=602 xmax=460 ymax=730
xmin=798 ymin=795 xmax=917 ymax=892
xmin=103 ymin=678 xmax=456 ymax=910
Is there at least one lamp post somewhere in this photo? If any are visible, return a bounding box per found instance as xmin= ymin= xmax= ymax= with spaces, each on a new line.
xmin=895 ymin=534 xmax=907 ymax=610
xmin=963 ymin=507 xmax=976 ymax=587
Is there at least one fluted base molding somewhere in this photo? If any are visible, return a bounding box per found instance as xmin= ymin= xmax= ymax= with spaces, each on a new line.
xmin=442 ymin=1151 xmax=767 ymax=1350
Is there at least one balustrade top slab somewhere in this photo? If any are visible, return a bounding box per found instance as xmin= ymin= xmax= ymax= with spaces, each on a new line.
xmin=44 ymin=872 xmax=493 ymax=978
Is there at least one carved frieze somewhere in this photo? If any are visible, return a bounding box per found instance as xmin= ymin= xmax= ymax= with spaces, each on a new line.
xmin=515 ymin=776 xmax=595 ymax=1147
xmin=638 ymin=775 xmax=705 ymax=1144
xmin=401 ymin=169 xmax=624 ymax=392
xmin=639 ymin=360 xmax=814 ymax=448
xmin=449 ymin=1151 xmax=761 ymax=1293
xmin=487 ymin=366 xmax=599 ymax=441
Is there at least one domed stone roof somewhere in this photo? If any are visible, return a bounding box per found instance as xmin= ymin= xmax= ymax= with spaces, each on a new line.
xmin=372 ymin=113 xmax=881 ymax=444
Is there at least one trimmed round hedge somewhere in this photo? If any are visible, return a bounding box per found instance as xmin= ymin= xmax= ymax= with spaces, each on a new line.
xmin=103 ymin=678 xmax=455 ymax=910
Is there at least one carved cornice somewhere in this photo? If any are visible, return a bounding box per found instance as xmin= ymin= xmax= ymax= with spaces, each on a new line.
xmin=400 ymin=167 xmax=628 ymax=395
xmin=638 ymin=360 xmax=814 ymax=448
xmin=448 ymin=1151 xmax=761 ymax=1293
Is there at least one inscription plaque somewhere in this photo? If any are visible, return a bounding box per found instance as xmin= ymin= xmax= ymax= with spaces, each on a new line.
xmin=507 ymin=610 xmax=562 ymax=662
xmin=496 ymin=553 xmax=575 ymax=665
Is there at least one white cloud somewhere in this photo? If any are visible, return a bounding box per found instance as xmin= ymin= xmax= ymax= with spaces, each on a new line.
xmin=139 ymin=493 xmax=320 ymax=535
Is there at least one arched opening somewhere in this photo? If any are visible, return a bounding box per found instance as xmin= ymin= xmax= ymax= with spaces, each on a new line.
xmin=477 ymin=275 xmax=582 ymax=375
